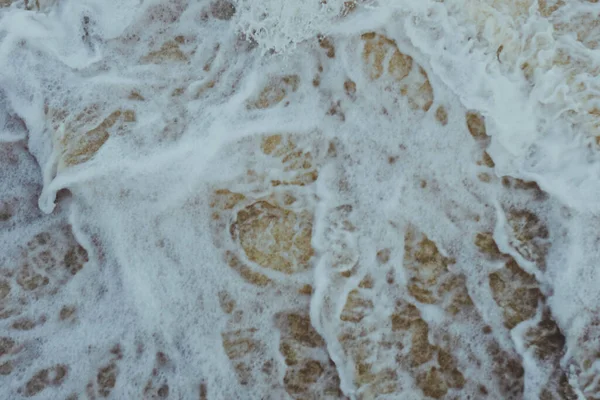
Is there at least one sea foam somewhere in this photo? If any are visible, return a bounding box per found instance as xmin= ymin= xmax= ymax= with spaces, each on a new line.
xmin=0 ymin=0 xmax=598 ymax=399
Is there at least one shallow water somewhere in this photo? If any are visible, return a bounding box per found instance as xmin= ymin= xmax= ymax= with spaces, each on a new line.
xmin=0 ymin=0 xmax=599 ymax=399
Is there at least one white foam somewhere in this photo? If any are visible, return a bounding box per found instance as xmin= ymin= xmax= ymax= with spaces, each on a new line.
xmin=1 ymin=0 xmax=599 ymax=398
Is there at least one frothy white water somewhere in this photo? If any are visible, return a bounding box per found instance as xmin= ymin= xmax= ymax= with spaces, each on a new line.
xmin=0 ymin=0 xmax=598 ymax=399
